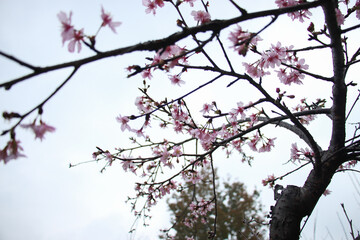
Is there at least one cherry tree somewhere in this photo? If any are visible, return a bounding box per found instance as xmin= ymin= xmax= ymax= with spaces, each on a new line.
xmin=1 ymin=0 xmax=360 ymax=239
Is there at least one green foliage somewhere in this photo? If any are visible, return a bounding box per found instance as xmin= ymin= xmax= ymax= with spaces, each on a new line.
xmin=162 ymin=168 xmax=266 ymax=240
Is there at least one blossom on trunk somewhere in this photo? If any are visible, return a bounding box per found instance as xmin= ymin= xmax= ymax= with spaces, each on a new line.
xmin=335 ymin=8 xmax=345 ymax=25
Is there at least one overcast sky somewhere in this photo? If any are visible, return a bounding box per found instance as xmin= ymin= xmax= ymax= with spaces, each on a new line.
xmin=1 ymin=0 xmax=360 ymax=239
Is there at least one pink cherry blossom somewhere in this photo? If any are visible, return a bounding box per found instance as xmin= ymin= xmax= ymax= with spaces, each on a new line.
xmin=0 ymin=140 xmax=26 ymax=164
xmin=200 ymin=103 xmax=213 ymax=114
xmin=184 ymin=0 xmax=196 ymax=7
xmin=132 ymin=128 xmax=145 ymax=138
xmin=21 ymin=120 xmax=56 ymax=141
xmin=174 ymin=120 xmax=184 ymax=133
xmin=290 ymin=143 xmax=301 ymax=161
xmin=228 ymin=25 xmax=261 ymax=56
xmin=122 ymin=160 xmax=135 ymax=172
xmin=262 ymin=50 xmax=282 ymax=69
xmin=101 ymin=6 xmax=122 ymax=33
xmin=322 ymin=189 xmax=331 ymax=196
xmin=68 ymin=29 xmax=84 ymax=53
xmin=243 ymin=62 xmax=269 ymax=78
xmin=262 ymin=174 xmax=276 ymax=187
xmin=135 ymin=96 xmax=152 ymax=113
xmin=104 ymin=151 xmax=113 ymax=165
xmin=248 ymin=132 xmax=260 ymax=151
xmin=172 ymin=145 xmax=182 ymax=157
xmin=159 ymin=145 xmax=171 ymax=164
xmin=335 ymin=8 xmax=345 ymax=25
xmin=143 ymin=0 xmax=157 ymax=15
xmin=259 ymin=137 xmax=276 ymax=152
xmin=275 ymin=0 xmax=312 ymax=22
xmin=169 ymin=75 xmax=185 ymax=86
xmin=191 ymin=10 xmax=211 ymax=24
xmin=116 ymin=114 xmax=131 ymax=131
xmin=57 ymin=11 xmax=74 ymax=44
xmin=230 ymin=101 xmax=246 ymax=119
xmin=356 ymin=0 xmax=360 ymax=19
xmin=159 ymin=45 xmax=182 ymax=59
xmin=142 ymin=68 xmax=153 ymax=80
xmin=154 ymin=0 xmax=165 ymax=7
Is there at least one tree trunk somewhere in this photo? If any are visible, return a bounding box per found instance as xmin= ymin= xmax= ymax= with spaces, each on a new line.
xmin=270 ymin=0 xmax=347 ymax=238
xmin=269 ymin=161 xmax=338 ymax=240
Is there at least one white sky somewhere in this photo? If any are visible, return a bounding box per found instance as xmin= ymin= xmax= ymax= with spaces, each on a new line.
xmin=0 ymin=0 xmax=359 ymax=239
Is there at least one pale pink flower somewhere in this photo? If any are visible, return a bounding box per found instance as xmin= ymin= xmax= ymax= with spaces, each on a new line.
xmin=262 ymin=51 xmax=282 ymax=68
xmin=259 ymin=138 xmax=276 ymax=152
xmin=275 ymin=0 xmax=296 ymax=8
xmin=116 ymin=114 xmax=131 ymax=131
xmin=135 ymin=96 xmax=152 ymax=113
xmin=132 ymin=128 xmax=145 ymax=138
xmin=154 ymin=0 xmax=165 ymax=7
xmin=190 ymin=171 xmax=202 ymax=184
xmin=68 ymin=29 xmax=84 ymax=53
xmin=172 ymin=145 xmax=182 ymax=157
xmin=141 ymin=68 xmax=153 ymax=80
xmin=271 ymin=42 xmax=287 ymax=58
xmin=160 ymin=146 xmax=171 ymax=164
xmin=231 ymin=101 xmax=246 ymax=119
xmin=191 ymin=10 xmax=211 ymax=24
xmin=101 ymin=6 xmax=122 ymax=33
xmin=57 ymin=11 xmax=74 ymax=44
xmin=262 ymin=174 xmax=276 ymax=187
xmin=143 ymin=0 xmax=157 ymax=15
xmin=159 ymin=45 xmax=182 ymax=59
xmin=169 ymin=75 xmax=185 ymax=86
xmin=335 ymin=8 xmax=345 ymax=25
xmin=200 ymin=103 xmax=213 ymax=114
xmin=248 ymin=133 xmax=260 ymax=151
xmin=323 ymin=189 xmax=331 ymax=196
xmin=122 ymin=160 xmax=135 ymax=172
xmin=174 ymin=120 xmax=184 ymax=133
xmin=290 ymin=143 xmax=301 ymax=161
xmin=0 ymin=140 xmax=26 ymax=164
xmin=229 ymin=25 xmax=261 ymax=56
xmin=104 ymin=151 xmax=113 ymax=165
xmin=184 ymin=0 xmax=196 ymax=7
xmin=21 ymin=120 xmax=56 ymax=141
xmin=275 ymin=0 xmax=312 ymax=22
xmin=243 ymin=62 xmax=269 ymax=78
xmin=356 ymin=0 xmax=360 ymax=19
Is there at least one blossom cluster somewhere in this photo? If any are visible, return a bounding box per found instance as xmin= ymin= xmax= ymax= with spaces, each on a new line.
xmin=290 ymin=142 xmax=314 ymax=162
xmin=183 ymin=199 xmax=215 ymax=228
xmin=240 ymin=41 xmax=309 ymax=85
xmin=275 ymin=0 xmax=312 ymax=22
xmin=276 ymin=0 xmax=360 ymax=25
xmin=57 ymin=7 xmax=121 ymax=53
xmin=1 ymin=119 xmax=55 ymax=164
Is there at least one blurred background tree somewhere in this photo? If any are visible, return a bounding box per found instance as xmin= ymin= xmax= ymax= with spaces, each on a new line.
xmin=162 ymin=167 xmax=266 ymax=240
